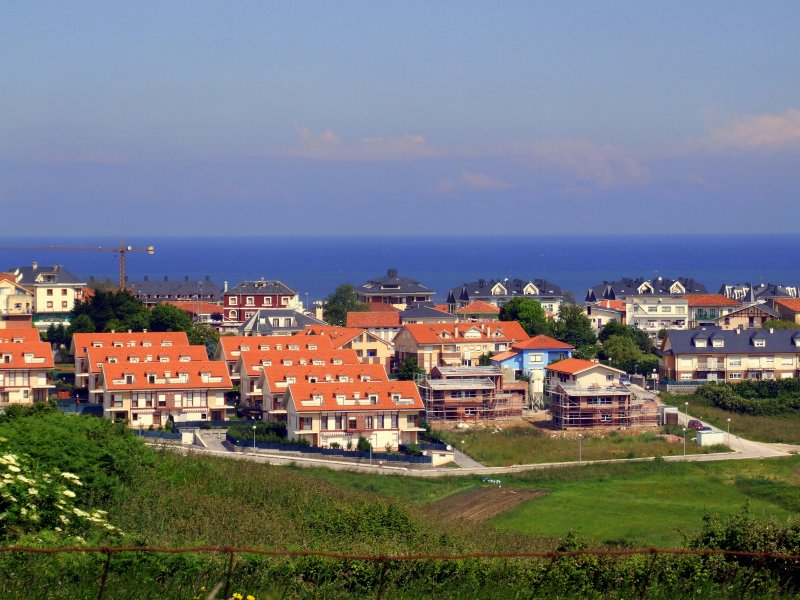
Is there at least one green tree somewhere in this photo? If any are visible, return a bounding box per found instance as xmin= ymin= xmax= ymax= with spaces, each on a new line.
xmin=762 ymin=319 xmax=800 ymax=330
xmin=499 ymin=297 xmax=550 ymax=335
xmin=70 ymin=290 xmax=150 ymax=335
xmin=323 ymin=284 xmax=367 ymax=326
xmin=356 ymin=436 xmax=372 ymax=453
xmin=397 ymin=356 xmax=423 ymax=381
xmin=602 ymin=335 xmax=641 ymax=364
xmin=551 ymin=304 xmax=596 ymax=348
xmin=478 ymin=351 xmax=494 ymax=366
xmin=188 ymin=323 xmax=221 ymax=358
xmin=598 ymin=321 xmax=627 ymax=343
xmin=66 ymin=314 xmax=95 ymax=337
xmin=149 ymin=303 xmax=193 ymax=332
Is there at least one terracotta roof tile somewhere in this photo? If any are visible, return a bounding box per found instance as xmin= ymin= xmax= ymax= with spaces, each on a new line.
xmin=0 ymin=329 xmax=41 ymax=344
xmin=286 ymin=380 xmax=424 ymax=412
xmin=772 ymin=298 xmax=800 ymax=313
xmin=240 ymin=349 xmax=360 ymax=372
xmin=0 ymin=341 xmax=54 ymax=370
xmin=365 ymin=302 xmax=401 ymax=313
xmin=455 ymin=300 xmax=501 ymax=314
xmin=101 ymin=360 xmax=231 ymax=391
xmin=545 ymin=358 xmax=623 ymax=375
xmin=512 ymin=335 xmax=574 ymax=351
xmin=261 ymin=363 xmax=388 ymax=391
xmin=72 ymin=332 xmax=190 ymax=359
xmin=163 ymin=300 xmax=223 ymax=315
xmin=685 ymin=294 xmax=742 ymax=307
xmin=86 ymin=345 xmax=208 ymax=374
xmin=401 ymin=321 xmax=529 ymax=344
xmin=346 ymin=311 xmax=401 ymax=328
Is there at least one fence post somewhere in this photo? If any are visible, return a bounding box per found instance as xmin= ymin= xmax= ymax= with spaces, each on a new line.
xmin=97 ymin=548 xmax=112 ymax=600
xmin=222 ymin=548 xmax=235 ymax=600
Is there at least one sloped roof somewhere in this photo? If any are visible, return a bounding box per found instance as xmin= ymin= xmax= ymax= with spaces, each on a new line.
xmin=10 ymin=264 xmax=85 ymax=286
xmin=455 ymin=300 xmax=501 ymax=315
xmin=101 ymin=361 xmax=232 ymax=391
xmin=71 ymin=332 xmax=191 ymax=359
xmin=546 ymin=358 xmax=624 ymax=375
xmin=512 ymin=335 xmax=574 ymax=351
xmin=218 ymin=335 xmax=335 ymax=360
xmin=664 ymin=328 xmax=800 ymax=355
xmin=685 ymin=294 xmax=742 ymax=308
xmin=585 ymin=276 xmax=707 ymax=302
xmin=162 ymin=300 xmax=223 ymax=316
xmin=0 ymin=329 xmax=41 ymax=344
xmin=772 ymin=298 xmax=800 ymax=313
xmin=227 ymin=279 xmax=296 ymax=296
xmin=449 ymin=278 xmax=563 ymax=300
xmin=400 ymin=306 xmax=457 ymax=322
xmin=364 ymin=302 xmax=401 ymax=313
xmin=86 ymin=345 xmax=208 ymax=374
xmin=489 ymin=350 xmax=518 ymax=362
xmin=401 ymin=321 xmax=529 ymax=344
xmin=0 ymin=342 xmax=54 ymax=370
xmin=356 ymin=269 xmax=434 ymax=297
xmin=286 ymin=380 xmax=423 ymax=412
xmin=126 ymin=278 xmax=223 ymax=302
xmin=346 ymin=311 xmax=401 ymax=329
xmin=260 ymin=363 xmax=388 ymax=391
xmin=239 ymin=348 xmax=360 ymax=372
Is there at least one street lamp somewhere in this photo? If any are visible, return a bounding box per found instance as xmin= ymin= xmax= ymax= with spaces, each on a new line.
xmin=252 ymin=425 xmax=257 ymax=453
xmin=578 ymin=434 xmax=583 ymax=463
xmin=684 ymin=402 xmax=689 ymax=426
xmin=727 ymin=418 xmax=731 ymax=445
xmin=683 ymin=427 xmax=688 ymax=458
xmin=652 ymin=368 xmax=658 ymax=392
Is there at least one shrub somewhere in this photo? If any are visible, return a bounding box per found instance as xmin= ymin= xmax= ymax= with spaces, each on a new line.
xmin=356 ymin=437 xmax=372 ymax=453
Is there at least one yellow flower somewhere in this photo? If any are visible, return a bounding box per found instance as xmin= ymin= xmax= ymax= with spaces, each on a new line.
xmin=199 ymin=586 xmax=206 ymax=592
xmin=247 ymin=595 xmax=255 ymax=600
xmin=232 ymin=593 xmax=243 ymax=600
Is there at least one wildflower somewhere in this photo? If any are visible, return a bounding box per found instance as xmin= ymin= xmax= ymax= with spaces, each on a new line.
xmin=60 ymin=472 xmax=80 ymax=480
xmin=232 ymin=593 xmax=243 ymax=600
xmin=200 ymin=587 xmax=206 ymax=592
xmin=62 ymin=489 xmax=76 ymax=498
xmin=54 ymin=527 xmax=62 ymax=532
xmin=7 ymin=465 xmax=20 ymax=473
xmin=247 ymin=595 xmax=256 ymax=600
xmin=28 ymin=487 xmax=38 ymax=496
xmin=73 ymin=508 xmax=89 ymax=517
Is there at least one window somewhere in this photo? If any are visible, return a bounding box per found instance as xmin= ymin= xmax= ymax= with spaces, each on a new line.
xmin=46 ymin=289 xmax=53 ymax=296
xmin=264 ymin=297 xmax=272 ymax=306
xmin=754 ymin=339 xmax=765 ymax=348
xmin=680 ymin=373 xmax=693 ymax=380
xmin=606 ymin=374 xmax=614 ymax=381
xmin=299 ymin=417 xmax=312 ymax=430
xmin=662 ymin=306 xmax=672 ymax=313
xmin=46 ymin=301 xmax=53 ymax=309
xmin=125 ymin=374 xmax=134 ymax=384
xmin=228 ymin=310 xmax=236 ymax=319
xmin=391 ymin=414 xmax=398 ymax=428
xmin=321 ymin=416 xmax=329 ymax=430
xmin=281 ymin=297 xmax=289 ymax=306
xmin=335 ymin=415 xmax=343 ymax=430
xmin=728 ymin=357 xmax=741 ymax=366
xmin=764 ymin=356 xmax=774 ymax=364
xmin=729 ymin=372 xmax=742 ymax=380
xmin=62 ymin=289 xmax=68 ymax=296
xmin=365 ymin=416 xmax=373 ymax=429
xmin=676 ymin=306 xmax=686 ymax=314
xmin=348 ymin=416 xmax=357 ymax=430
xmin=647 ymin=306 xmax=657 ymax=313
xmin=229 ymin=297 xmax=238 ymax=306
xmin=530 ymin=354 xmax=543 ymax=364
xmin=62 ymin=301 xmax=68 ymax=308
xmin=377 ymin=415 xmax=385 ymax=428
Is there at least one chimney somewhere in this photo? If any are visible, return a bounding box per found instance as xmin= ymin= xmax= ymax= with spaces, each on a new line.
xmin=770 ymin=328 xmax=774 ymax=334
xmin=32 ymin=261 xmax=38 ymax=270
xmin=143 ymin=329 xmax=147 ymax=333
xmin=224 ymin=281 xmax=228 ymax=293
xmin=454 ymin=325 xmax=459 ymax=337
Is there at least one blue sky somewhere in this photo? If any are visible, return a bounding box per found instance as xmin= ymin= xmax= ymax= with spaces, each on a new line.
xmin=2 ymin=1 xmax=799 ymax=235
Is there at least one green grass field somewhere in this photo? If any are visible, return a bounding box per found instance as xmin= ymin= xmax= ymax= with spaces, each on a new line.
xmin=663 ymin=392 xmax=800 ymax=444
xmin=491 ymin=457 xmax=800 ymax=547
xmin=435 ymin=425 xmax=726 ymax=467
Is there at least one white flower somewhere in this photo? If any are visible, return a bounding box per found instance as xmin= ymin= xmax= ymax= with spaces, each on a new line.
xmin=7 ymin=465 xmax=20 ymax=473
xmin=27 ymin=487 xmax=38 ymax=495
xmin=59 ymin=515 xmax=70 ymax=524
xmin=72 ymin=508 xmax=89 ymax=517
xmin=62 ymin=489 xmax=76 ymax=498
xmin=54 ymin=527 xmax=62 ymax=532
xmin=60 ymin=472 xmax=80 ymax=481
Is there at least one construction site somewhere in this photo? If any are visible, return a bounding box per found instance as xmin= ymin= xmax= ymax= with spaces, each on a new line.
xmin=547 ymin=381 xmax=659 ymax=430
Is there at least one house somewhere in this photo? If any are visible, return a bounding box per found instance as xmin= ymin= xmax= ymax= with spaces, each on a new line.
xmin=238 ymin=309 xmax=326 ymax=336
xmin=455 ymin=300 xmax=501 ymax=322
xmin=447 ymin=278 xmax=563 ymax=314
xmin=418 ymin=365 xmax=527 ymax=421
xmin=162 ymin=300 xmax=224 ymax=327
xmin=125 ymin=276 xmax=223 ymax=306
xmin=719 ymin=282 xmax=799 ymax=304
xmin=222 ymin=279 xmax=300 ymax=328
xmin=770 ymin=298 xmax=800 ymax=324
xmin=293 ymin=325 xmax=394 ymax=371
xmin=345 ymin=310 xmax=401 ymax=343
xmin=355 ymin=269 xmax=435 ymax=309
xmin=0 ymin=273 xmax=34 ymax=329
xmin=0 ymin=336 xmax=54 ymax=405
xmin=546 ymin=358 xmax=655 ymax=430
xmin=624 ymin=296 xmax=689 ymax=336
xmin=585 ymin=299 xmax=626 ymax=332
xmin=399 ymin=306 xmax=458 ymax=324
xmin=283 ymin=380 xmax=425 ymax=449
xmin=214 ymin=335 xmax=334 ymax=384
xmin=237 ymin=347 xmax=360 ymax=407
xmin=490 ymin=335 xmax=574 ymax=405
xmin=585 ymin=276 xmax=707 ymax=303
xmin=393 ymin=321 xmax=529 ymax=372
xmin=100 ymin=361 xmax=232 ymax=427
xmin=259 ymin=363 xmax=388 ymax=416
xmin=6 ymin=263 xmax=87 ymax=329
xmin=84 ymin=345 xmax=208 ymax=402
xmin=685 ymin=294 xmax=742 ymax=329
xmin=715 ymin=304 xmax=779 ymax=330
xmin=661 ymin=327 xmax=800 ymax=383
xmin=70 ymin=332 xmax=191 ymax=391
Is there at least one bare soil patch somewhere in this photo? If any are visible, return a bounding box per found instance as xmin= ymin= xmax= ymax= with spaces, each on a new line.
xmin=427 ymin=486 xmax=549 ymax=524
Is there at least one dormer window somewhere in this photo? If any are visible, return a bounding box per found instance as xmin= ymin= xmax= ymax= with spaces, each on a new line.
xmin=162 ymin=341 xmax=172 ymax=347
xmin=339 ymin=375 xmax=348 ymax=382
xmin=333 ymin=359 xmax=342 ymax=365
xmin=369 ymin=394 xmax=378 ymax=404
xmin=391 ymin=393 xmax=401 ymax=403
xmin=147 ymin=374 xmax=156 ymax=384
xmin=108 ymin=357 xmax=118 ymax=364
xmin=113 ymin=342 xmax=123 ymax=348
xmin=754 ymin=339 xmax=766 ymax=348
xmin=160 ymin=356 xmax=169 ymax=362
xmin=142 ymin=341 xmax=152 ymax=347
xmin=335 ymin=394 xmax=345 ymax=402
xmin=313 ymin=394 xmax=324 ymax=403
xmin=129 ymin=356 xmax=139 ymax=363
xmin=308 ymin=376 xmax=317 ymax=383
xmin=2 ymin=354 xmax=12 ymax=363
xmin=694 ymin=339 xmax=707 ymax=348
xmin=125 ymin=374 xmax=134 ymax=384
xmin=282 ymin=360 xmax=292 ymax=366
xmin=712 ymin=339 xmax=724 ymax=348
xmin=286 ymin=376 xmax=296 ymax=384
xmin=92 ymin=342 xmax=102 ymax=348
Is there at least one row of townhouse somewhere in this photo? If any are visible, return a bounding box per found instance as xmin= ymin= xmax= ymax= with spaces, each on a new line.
xmin=0 ymin=328 xmax=54 ymax=405
xmin=661 ymin=327 xmax=800 ymax=383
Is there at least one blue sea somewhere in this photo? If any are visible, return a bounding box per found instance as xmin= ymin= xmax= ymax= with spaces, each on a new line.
xmin=1 ymin=235 xmax=798 ymax=303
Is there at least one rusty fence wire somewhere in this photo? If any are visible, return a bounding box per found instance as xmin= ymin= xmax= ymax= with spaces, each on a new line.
xmin=1 ymin=545 xmax=798 ymax=600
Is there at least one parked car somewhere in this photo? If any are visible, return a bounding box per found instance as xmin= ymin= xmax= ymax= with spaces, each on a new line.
xmin=687 ymin=419 xmax=704 ymax=430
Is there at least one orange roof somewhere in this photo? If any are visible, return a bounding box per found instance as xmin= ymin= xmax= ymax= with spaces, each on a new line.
xmin=0 ymin=329 xmax=41 ymax=344
xmin=101 ymin=360 xmax=231 ymax=391
xmin=286 ymin=380 xmax=423 ymax=413
xmin=400 ymin=321 xmax=529 ymax=345
xmin=163 ymin=300 xmax=223 ymax=316
xmin=772 ymin=298 xmax=800 ymax=313
xmin=433 ymin=304 xmax=451 ymax=313
xmin=512 ymin=335 xmax=574 ymax=351
xmin=346 ymin=311 xmax=401 ymax=328
xmin=685 ymin=294 xmax=742 ymax=307
xmin=86 ymin=345 xmax=208 ymax=374
xmin=546 ymin=358 xmax=623 ymax=375
xmin=261 ymin=363 xmax=388 ymax=391
xmin=365 ymin=302 xmax=401 ymax=313
xmin=239 ymin=349 xmax=361 ymax=374
xmin=218 ymin=335 xmax=333 ymax=360
xmin=71 ymin=332 xmax=190 ymax=359
xmin=0 ymin=341 xmax=54 ymax=370
xmin=598 ymin=299 xmax=626 ymax=311
xmin=489 ymin=350 xmax=518 ymax=362
xmin=455 ymin=300 xmax=500 ymax=315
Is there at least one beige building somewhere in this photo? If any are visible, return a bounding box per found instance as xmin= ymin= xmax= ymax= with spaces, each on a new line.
xmin=0 ymin=274 xmax=34 ymax=329
xmin=283 ymin=380 xmax=425 ymax=449
xmin=625 ymin=296 xmax=688 ymax=336
xmin=294 ymin=325 xmax=394 ymax=371
xmin=100 ymin=361 xmax=232 ymax=427
xmin=0 ymin=333 xmax=54 ymax=405
xmin=7 ymin=263 xmax=87 ymax=329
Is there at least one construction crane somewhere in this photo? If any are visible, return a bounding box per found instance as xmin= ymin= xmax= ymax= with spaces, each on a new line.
xmin=0 ymin=240 xmax=155 ymax=290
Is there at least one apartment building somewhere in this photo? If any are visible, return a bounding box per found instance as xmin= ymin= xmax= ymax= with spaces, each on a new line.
xmin=0 ymin=336 xmax=54 ymax=405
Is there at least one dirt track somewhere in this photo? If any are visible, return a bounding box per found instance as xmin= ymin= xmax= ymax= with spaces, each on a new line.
xmin=427 ymin=486 xmax=549 ymax=524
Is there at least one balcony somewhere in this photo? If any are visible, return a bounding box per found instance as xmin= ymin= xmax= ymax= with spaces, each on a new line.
xmin=694 ymin=310 xmax=719 ymax=321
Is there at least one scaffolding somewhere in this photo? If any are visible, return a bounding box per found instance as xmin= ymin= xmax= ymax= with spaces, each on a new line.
xmin=419 ymin=377 xmax=526 ymax=422
xmin=548 ymin=383 xmax=658 ymax=430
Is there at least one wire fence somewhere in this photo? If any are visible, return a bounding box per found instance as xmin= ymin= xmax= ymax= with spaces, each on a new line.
xmin=1 ymin=545 xmax=799 ymax=600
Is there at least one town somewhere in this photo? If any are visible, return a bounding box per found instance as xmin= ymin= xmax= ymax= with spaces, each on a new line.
xmin=3 ymin=263 xmax=799 ymax=467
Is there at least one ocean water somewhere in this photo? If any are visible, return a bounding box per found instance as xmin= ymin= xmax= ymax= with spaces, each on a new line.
xmin=1 ymin=235 xmax=798 ymax=303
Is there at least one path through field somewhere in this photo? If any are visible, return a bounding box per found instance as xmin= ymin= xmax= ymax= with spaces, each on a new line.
xmin=427 ymin=487 xmax=549 ymax=524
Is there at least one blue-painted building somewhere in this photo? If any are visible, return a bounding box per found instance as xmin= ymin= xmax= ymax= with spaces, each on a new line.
xmin=490 ymin=335 xmax=574 ymax=405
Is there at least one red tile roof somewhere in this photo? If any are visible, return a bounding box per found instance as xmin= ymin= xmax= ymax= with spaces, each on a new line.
xmin=0 ymin=329 xmax=41 ymax=344
xmin=101 ymin=360 xmax=232 ymax=391
xmin=489 ymin=350 xmax=518 ymax=362
xmin=401 ymin=321 xmax=529 ymax=345
xmin=261 ymin=363 xmax=388 ymax=391
xmin=86 ymin=345 xmax=208 ymax=374
xmin=685 ymin=294 xmax=742 ymax=307
xmin=346 ymin=311 xmax=401 ymax=328
xmin=0 ymin=342 xmax=54 ymax=370
xmin=365 ymin=302 xmax=401 ymax=313
xmin=240 ymin=349 xmax=361 ymax=374
xmin=163 ymin=300 xmax=223 ymax=316
xmin=433 ymin=304 xmax=451 ymax=313
xmin=455 ymin=300 xmax=501 ymax=315
xmin=512 ymin=335 xmax=574 ymax=351
xmin=598 ymin=300 xmax=626 ymax=311
xmin=218 ymin=335 xmax=333 ymax=359
xmin=286 ymin=380 xmax=423 ymax=412
xmin=545 ymin=358 xmax=622 ymax=375
xmin=72 ymin=332 xmax=190 ymax=359
xmin=772 ymin=298 xmax=800 ymax=313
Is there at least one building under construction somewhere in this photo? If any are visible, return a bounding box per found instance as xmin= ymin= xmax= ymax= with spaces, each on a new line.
xmin=418 ymin=365 xmax=527 ymax=421
xmin=546 ymin=358 xmax=658 ymax=430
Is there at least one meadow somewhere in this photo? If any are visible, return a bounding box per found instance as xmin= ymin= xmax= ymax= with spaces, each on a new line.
xmin=434 ymin=424 xmax=726 ymax=467
xmin=664 ymin=391 xmax=800 ymax=444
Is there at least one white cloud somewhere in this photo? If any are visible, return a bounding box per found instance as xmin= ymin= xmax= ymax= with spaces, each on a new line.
xmin=692 ymin=108 xmax=800 ymax=152
xmin=288 ymin=127 xmax=437 ymax=161
xmin=436 ymin=170 xmax=512 ymax=193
